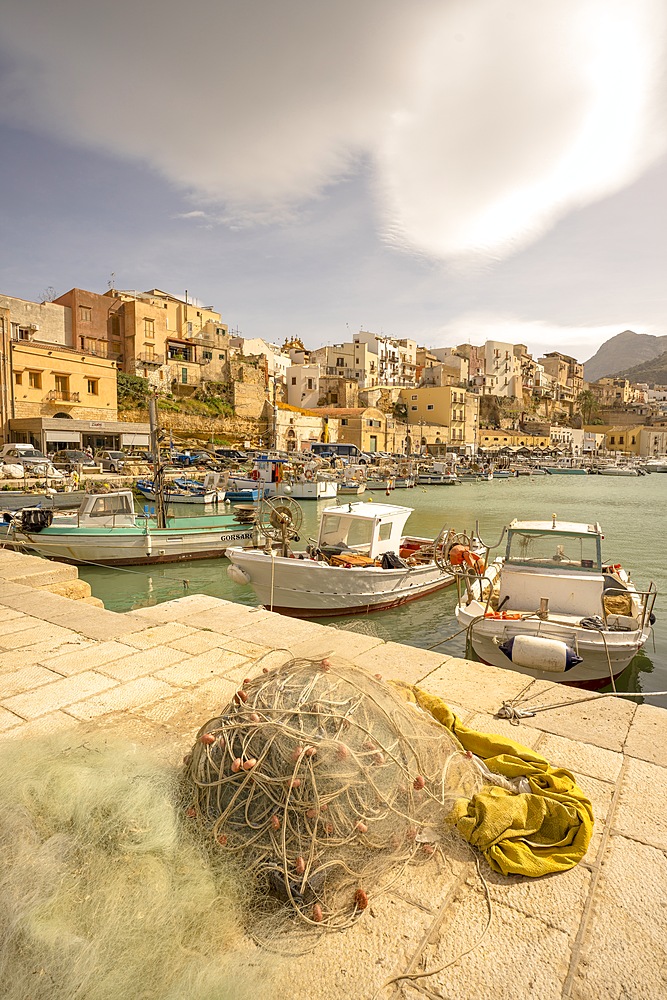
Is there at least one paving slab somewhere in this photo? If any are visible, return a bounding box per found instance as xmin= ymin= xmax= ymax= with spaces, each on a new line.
xmin=533 ymin=731 xmax=624 ymax=783
xmin=120 ymin=622 xmax=199 ymax=649
xmin=95 ymin=645 xmax=190 ymax=682
xmin=0 ymin=709 xmax=79 ymax=741
xmin=614 ymin=757 xmax=667 ymax=851
xmin=39 ymin=640 xmax=138 ymax=675
xmin=511 ymin=682 xmax=637 ymax=753
xmin=353 ymin=641 xmax=453 ymax=685
xmin=1 ymin=670 xmax=118 ymax=719
xmin=623 ymin=702 xmax=667 ymax=767
xmin=154 ymin=648 xmax=249 ymax=688
xmin=0 ymin=705 xmax=22 ymax=732
xmin=127 ymin=594 xmax=227 ymax=623
xmin=0 ymin=622 xmax=82 ymax=651
xmin=0 ymin=663 xmax=65 ymax=699
xmin=567 ymin=836 xmax=667 ymax=1000
xmin=422 ymin=657 xmax=537 ymax=715
xmin=65 ymin=675 xmax=177 ymax=721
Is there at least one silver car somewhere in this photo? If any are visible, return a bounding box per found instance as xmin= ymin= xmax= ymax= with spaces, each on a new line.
xmin=95 ymin=450 xmax=127 ymax=473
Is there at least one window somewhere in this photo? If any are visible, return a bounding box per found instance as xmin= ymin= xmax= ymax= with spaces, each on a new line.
xmin=427 ymin=404 xmax=434 ymax=411
xmin=144 ymin=318 xmax=155 ymax=338
xmin=90 ymin=494 xmax=132 ymax=518
xmin=79 ymin=336 xmax=86 ymax=349
xmin=203 ymin=350 xmax=212 ymax=361
xmin=411 ymin=405 xmax=417 ymax=411
xmin=87 ymin=379 xmax=99 ymax=395
xmin=631 ymin=436 xmax=636 ymax=445
xmin=79 ymin=306 xmax=92 ymax=322
xmin=291 ymin=377 xmax=297 ymax=385
xmin=341 ymin=418 xmax=348 ymax=426
xmin=28 ymin=370 xmax=42 ymax=389
xmin=11 ymin=324 xmax=31 ymax=341
xmin=14 ymin=371 xmax=22 ymax=385
xmin=307 ymin=378 xmax=314 ymax=390
xmin=187 ymin=322 xmax=193 ymax=335
xmin=378 ymin=523 xmax=392 ymax=541
xmin=181 ymin=368 xmax=188 ymax=384
xmin=336 ymin=357 xmax=344 ymax=367
xmin=610 ymin=436 xmax=615 ymax=445
xmin=619 ymin=436 xmax=624 ymax=445
xmin=218 ymin=354 xmax=224 ymax=360
xmin=55 ymin=375 xmax=69 ymax=394
xmin=411 ymin=394 xmax=417 ymax=400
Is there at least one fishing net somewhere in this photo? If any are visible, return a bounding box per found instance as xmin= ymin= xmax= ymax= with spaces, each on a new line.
xmin=183 ymin=655 xmax=484 ymax=929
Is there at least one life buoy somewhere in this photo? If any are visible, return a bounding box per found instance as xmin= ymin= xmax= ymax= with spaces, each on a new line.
xmin=250 ymin=469 xmax=260 ymax=481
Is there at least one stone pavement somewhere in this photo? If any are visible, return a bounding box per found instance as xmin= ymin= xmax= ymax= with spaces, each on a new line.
xmin=0 ymin=561 xmax=665 ymax=999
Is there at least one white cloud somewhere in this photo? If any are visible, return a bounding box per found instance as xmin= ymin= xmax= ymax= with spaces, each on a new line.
xmin=1 ymin=0 xmax=665 ymax=262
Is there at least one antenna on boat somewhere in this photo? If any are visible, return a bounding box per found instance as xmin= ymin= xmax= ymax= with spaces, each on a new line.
xmin=149 ymin=394 xmax=167 ymax=529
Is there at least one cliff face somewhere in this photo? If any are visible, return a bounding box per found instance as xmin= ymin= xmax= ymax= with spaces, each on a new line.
xmin=584 ymin=330 xmax=667 ymax=381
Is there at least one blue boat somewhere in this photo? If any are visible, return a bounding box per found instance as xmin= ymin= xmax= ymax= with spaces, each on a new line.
xmin=223 ymin=488 xmax=259 ymax=502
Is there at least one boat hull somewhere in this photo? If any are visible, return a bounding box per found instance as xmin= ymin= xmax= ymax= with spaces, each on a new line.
xmin=6 ymin=523 xmax=254 ymax=566
xmin=456 ymin=604 xmax=649 ymax=687
xmin=226 ymin=547 xmax=454 ymax=615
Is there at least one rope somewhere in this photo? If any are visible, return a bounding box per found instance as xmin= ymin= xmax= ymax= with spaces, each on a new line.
xmin=498 ymin=688 xmax=667 ymax=724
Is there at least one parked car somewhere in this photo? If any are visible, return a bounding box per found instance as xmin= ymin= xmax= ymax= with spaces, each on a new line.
xmin=0 ymin=445 xmax=62 ymax=477
xmin=95 ymin=450 xmax=127 ymax=473
xmin=172 ymin=450 xmax=216 ymax=467
xmin=51 ymin=450 xmax=98 ymax=471
xmin=215 ymin=448 xmax=246 ymax=461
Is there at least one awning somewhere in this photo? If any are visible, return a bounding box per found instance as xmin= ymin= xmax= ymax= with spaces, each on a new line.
xmin=45 ymin=429 xmax=81 ymax=443
xmin=121 ymin=432 xmax=150 ymax=446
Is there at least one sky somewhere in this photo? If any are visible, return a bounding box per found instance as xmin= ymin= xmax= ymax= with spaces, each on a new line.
xmin=1 ymin=0 xmax=667 ymax=364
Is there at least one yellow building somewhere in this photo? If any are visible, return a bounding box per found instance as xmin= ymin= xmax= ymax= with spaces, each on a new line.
xmin=598 ymin=425 xmax=644 ymax=455
xmin=400 ymin=386 xmax=467 ymax=448
xmin=2 ymin=339 xmax=148 ymax=453
xmin=478 ymin=428 xmax=551 ymax=451
xmin=10 ymin=341 xmax=118 ymax=421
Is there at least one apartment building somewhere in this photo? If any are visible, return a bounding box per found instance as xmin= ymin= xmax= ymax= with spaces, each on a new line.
xmin=399 ymin=385 xmax=468 ymax=450
xmin=352 ymin=331 xmax=417 ymax=386
xmin=286 ymin=364 xmax=320 ymax=409
xmin=310 ymin=341 xmax=377 ymax=387
xmin=539 ymin=352 xmax=584 ymax=408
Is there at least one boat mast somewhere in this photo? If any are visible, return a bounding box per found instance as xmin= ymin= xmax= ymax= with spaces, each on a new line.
xmin=148 ymin=394 xmax=167 ymax=529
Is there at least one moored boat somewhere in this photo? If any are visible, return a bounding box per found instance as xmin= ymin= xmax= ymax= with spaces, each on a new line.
xmin=1 ymin=489 xmax=254 ymax=565
xmin=454 ymin=516 xmax=656 ymax=688
xmin=226 ymin=498 xmax=479 ymax=616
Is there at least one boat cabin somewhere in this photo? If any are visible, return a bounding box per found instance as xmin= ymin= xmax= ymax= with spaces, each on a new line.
xmin=316 ymin=502 xmax=412 ymax=560
xmin=76 ymin=490 xmax=137 ymax=528
xmin=499 ymin=519 xmax=604 ymax=617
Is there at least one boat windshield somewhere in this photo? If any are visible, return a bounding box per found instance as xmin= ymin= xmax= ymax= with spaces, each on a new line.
xmin=318 ymin=513 xmax=374 ymax=553
xmin=506 ymin=530 xmax=601 ymax=572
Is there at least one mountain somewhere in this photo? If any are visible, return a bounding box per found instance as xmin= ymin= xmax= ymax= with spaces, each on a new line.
xmin=609 ymin=350 xmax=667 ymax=385
xmin=583 ymin=330 xmax=667 ymax=382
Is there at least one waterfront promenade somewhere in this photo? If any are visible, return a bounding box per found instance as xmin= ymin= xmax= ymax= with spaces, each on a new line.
xmin=0 ymin=547 xmax=665 ymax=999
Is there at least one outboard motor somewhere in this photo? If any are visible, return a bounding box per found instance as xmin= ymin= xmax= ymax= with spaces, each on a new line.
xmin=20 ymin=508 xmax=54 ymax=533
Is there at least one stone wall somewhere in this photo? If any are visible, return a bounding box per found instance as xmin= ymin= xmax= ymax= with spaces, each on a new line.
xmin=121 ymin=408 xmax=267 ymax=445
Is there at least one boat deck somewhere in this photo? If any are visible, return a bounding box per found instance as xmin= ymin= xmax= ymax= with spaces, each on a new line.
xmin=0 ymin=547 xmax=665 ymax=1000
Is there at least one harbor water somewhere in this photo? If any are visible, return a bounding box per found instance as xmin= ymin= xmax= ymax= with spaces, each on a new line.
xmin=78 ymin=474 xmax=666 ymax=704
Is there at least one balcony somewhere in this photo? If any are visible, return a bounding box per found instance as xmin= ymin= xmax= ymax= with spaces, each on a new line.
xmin=136 ymin=352 xmax=165 ymax=365
xmin=45 ymin=389 xmax=80 ymax=403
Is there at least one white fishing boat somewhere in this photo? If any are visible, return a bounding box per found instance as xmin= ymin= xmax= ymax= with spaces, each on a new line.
xmin=135 ymin=479 xmax=219 ymax=505
xmin=228 ymin=456 xmax=337 ymax=499
xmin=454 ymin=516 xmax=656 ymax=689
xmin=1 ymin=490 xmax=254 ymax=565
xmin=597 ymin=466 xmax=639 ymax=477
xmin=226 ymin=498 xmax=476 ymax=616
xmin=338 ymin=481 xmax=366 ymax=495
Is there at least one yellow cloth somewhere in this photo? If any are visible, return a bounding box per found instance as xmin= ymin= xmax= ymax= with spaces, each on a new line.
xmin=393 ymin=683 xmax=594 ymax=878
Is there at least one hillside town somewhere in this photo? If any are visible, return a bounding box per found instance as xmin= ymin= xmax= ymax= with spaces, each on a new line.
xmin=2 ymin=284 xmax=667 ymax=461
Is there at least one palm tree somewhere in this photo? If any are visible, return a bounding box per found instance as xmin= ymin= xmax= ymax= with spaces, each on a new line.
xmin=576 ymin=389 xmax=598 ymax=425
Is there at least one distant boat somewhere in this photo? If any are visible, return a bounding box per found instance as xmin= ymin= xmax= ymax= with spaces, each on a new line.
xmin=598 ymin=466 xmax=639 ymax=477
xmin=543 ymin=467 xmax=589 ymax=475
xmin=135 ymin=480 xmax=218 ymax=505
